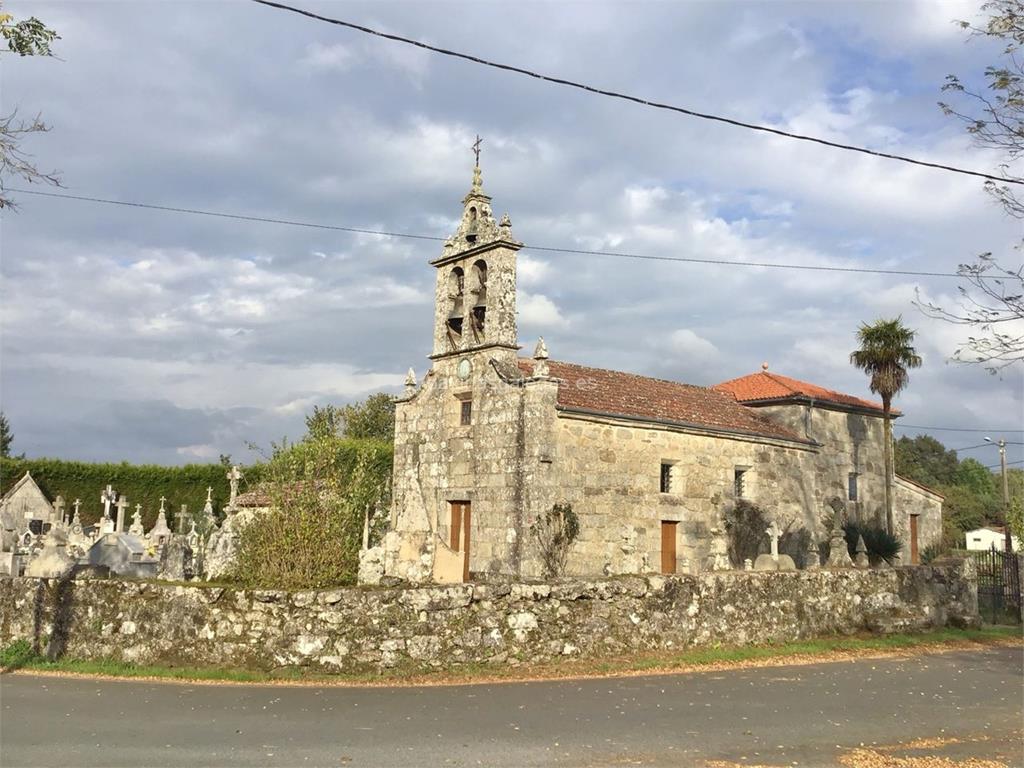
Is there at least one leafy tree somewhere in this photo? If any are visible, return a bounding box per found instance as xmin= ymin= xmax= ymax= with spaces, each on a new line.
xmin=0 ymin=6 xmax=61 ymax=210
xmin=0 ymin=411 xmax=12 ymax=458
xmin=0 ymin=9 xmax=59 ymax=56
xmin=340 ymin=393 xmax=395 ymax=440
xmin=304 ymin=404 xmax=345 ymax=441
xmin=917 ymin=0 xmax=1023 ymax=372
xmin=940 ymin=484 xmax=998 ymax=535
xmin=850 ymin=318 xmax=922 ymax=535
xmin=303 ymin=395 xmax=395 ymax=442
xmin=954 ymin=457 xmax=998 ymax=496
xmin=895 ymin=435 xmax=960 ymax=488
xmin=1008 ymin=494 xmax=1024 ymax=540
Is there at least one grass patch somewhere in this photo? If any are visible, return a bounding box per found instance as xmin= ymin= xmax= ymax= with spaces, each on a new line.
xmin=2 ymin=626 xmax=1019 ymax=687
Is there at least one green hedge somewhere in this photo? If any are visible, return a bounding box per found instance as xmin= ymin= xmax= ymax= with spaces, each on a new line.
xmin=230 ymin=437 xmax=393 ymax=589
xmin=0 ymin=457 xmax=265 ymax=531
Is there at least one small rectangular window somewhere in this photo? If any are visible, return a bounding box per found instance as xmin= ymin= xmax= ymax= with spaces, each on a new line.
xmin=734 ymin=468 xmax=747 ymax=499
xmin=660 ymin=462 xmax=673 ymax=493
xmin=848 ymin=472 xmax=858 ymax=501
xmin=460 ymin=399 xmax=473 ymax=426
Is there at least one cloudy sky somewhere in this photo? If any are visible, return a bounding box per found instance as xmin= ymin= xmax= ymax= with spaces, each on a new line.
xmin=2 ymin=0 xmax=1022 ymax=468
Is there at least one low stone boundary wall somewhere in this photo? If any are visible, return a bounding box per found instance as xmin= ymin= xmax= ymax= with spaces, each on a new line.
xmin=0 ymin=564 xmax=978 ymax=674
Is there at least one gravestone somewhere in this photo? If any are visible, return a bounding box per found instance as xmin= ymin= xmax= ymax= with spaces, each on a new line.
xmin=854 ymin=535 xmax=870 ymax=568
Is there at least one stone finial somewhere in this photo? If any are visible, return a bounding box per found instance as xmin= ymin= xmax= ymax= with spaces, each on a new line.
xmin=854 ymin=535 xmax=870 ymax=568
xmin=532 ymin=337 xmax=550 ymax=378
xmin=404 ymin=367 xmax=418 ymax=397
xmin=744 ymin=558 xmax=753 ymax=571
xmin=533 ymin=337 xmax=549 ymax=360
xmin=499 ymin=212 xmax=511 ymax=228
xmin=470 ymin=162 xmax=483 ymax=194
xmin=762 ymin=362 xmax=769 ymax=371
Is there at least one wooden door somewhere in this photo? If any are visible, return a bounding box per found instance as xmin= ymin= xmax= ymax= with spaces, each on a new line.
xmin=661 ymin=521 xmax=678 ymax=574
xmin=910 ymin=514 xmax=919 ymax=565
xmin=450 ymin=501 xmax=471 ymax=582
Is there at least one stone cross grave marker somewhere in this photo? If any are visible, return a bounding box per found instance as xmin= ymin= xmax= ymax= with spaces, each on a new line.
xmin=178 ymin=505 xmax=188 ymax=534
xmin=766 ymin=522 xmax=782 ymax=561
xmin=159 ymin=496 xmax=167 ymax=513
xmin=53 ymin=496 xmax=65 ymax=525
xmin=100 ymin=485 xmax=116 ymax=519
xmin=72 ymin=499 xmax=81 ymax=523
xmin=206 ymin=486 xmax=213 ymax=504
xmin=115 ymin=496 xmax=129 ymax=533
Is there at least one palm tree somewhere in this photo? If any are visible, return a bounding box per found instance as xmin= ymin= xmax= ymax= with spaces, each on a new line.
xmin=850 ymin=318 xmax=922 ymax=535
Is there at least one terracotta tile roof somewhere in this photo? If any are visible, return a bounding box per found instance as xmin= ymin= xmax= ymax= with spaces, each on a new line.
xmin=517 ymin=359 xmax=808 ymax=443
xmin=233 ymin=488 xmax=271 ymax=508
xmin=713 ymin=370 xmax=897 ymax=416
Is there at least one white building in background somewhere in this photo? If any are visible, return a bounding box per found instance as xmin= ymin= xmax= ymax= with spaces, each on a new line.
xmin=965 ymin=526 xmax=1020 ymax=553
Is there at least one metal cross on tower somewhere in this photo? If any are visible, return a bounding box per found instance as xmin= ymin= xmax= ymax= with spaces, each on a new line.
xmin=471 ymin=134 xmax=482 ymax=166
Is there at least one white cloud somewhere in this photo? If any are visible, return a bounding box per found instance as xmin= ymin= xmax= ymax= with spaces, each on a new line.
xmin=669 ymin=329 xmax=719 ymax=359
xmin=299 ymin=42 xmax=358 ymax=73
xmin=518 ymin=292 xmax=565 ymax=328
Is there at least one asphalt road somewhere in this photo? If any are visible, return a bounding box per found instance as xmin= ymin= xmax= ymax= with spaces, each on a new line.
xmin=1 ymin=646 xmax=1021 ymax=768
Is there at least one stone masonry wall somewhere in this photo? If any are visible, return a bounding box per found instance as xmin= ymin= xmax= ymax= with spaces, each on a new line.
xmin=553 ymin=414 xmax=820 ymax=575
xmin=0 ymin=564 xmax=977 ymax=675
xmin=552 ymin=405 xmax=943 ymax=577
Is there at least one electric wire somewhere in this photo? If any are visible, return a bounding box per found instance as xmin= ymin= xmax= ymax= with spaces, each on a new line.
xmin=250 ymin=0 xmax=1022 ymax=188
xmin=896 ymin=424 xmax=1024 ymax=433
xmin=7 ymin=188 xmax=980 ymax=280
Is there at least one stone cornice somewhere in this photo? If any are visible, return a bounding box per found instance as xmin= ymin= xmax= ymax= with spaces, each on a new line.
xmin=555 ymin=406 xmax=821 ymax=450
xmin=429 ymin=238 xmax=523 ymax=268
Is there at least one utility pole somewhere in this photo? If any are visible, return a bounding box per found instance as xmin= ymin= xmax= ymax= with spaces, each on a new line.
xmin=985 ymin=436 xmax=1011 ymax=553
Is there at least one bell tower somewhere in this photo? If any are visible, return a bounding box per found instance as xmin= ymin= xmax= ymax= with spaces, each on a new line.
xmin=430 ymin=144 xmax=522 ymax=363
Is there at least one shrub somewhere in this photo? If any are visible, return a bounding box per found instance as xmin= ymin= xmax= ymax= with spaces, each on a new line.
xmin=843 ymin=521 xmax=903 ymax=565
xmin=228 ymin=437 xmax=392 ymax=590
xmin=531 ymin=503 xmax=580 ymax=578
xmin=723 ymin=499 xmax=770 ymax=566
xmin=0 ymin=639 xmax=35 ymax=668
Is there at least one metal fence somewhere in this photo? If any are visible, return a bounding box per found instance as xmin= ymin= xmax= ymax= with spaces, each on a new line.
xmin=973 ymin=546 xmax=1021 ymax=625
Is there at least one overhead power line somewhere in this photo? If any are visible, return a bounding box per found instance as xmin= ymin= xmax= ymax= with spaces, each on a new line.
xmin=896 ymin=424 xmax=1024 ymax=433
xmin=250 ymin=0 xmax=1022 ymax=188
xmin=8 ymin=188 xmax=977 ymax=279
xmin=986 ymin=460 xmax=1024 ymax=470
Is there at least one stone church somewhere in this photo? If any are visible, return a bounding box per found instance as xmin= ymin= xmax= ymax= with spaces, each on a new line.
xmin=376 ymin=161 xmax=943 ymax=584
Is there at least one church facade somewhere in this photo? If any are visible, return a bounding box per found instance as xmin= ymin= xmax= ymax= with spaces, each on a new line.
xmin=376 ymin=162 xmax=942 ymax=584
